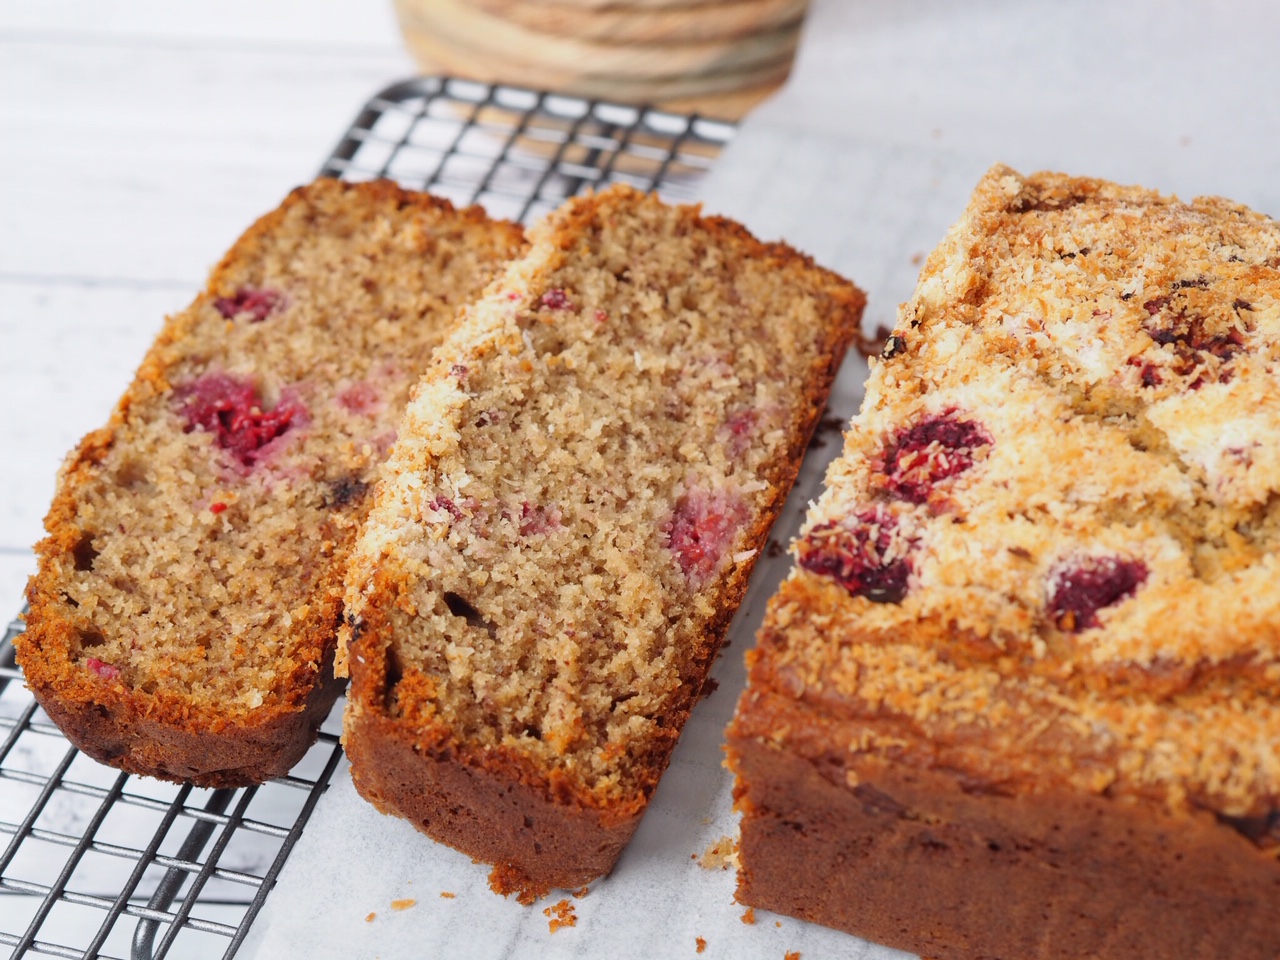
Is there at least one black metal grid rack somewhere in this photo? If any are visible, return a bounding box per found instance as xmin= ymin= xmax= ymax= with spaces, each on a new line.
xmin=0 ymin=76 xmax=734 ymax=960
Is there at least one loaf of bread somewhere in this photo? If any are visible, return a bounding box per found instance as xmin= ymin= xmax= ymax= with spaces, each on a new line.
xmin=727 ymin=166 xmax=1280 ymax=958
xmin=20 ymin=179 xmax=523 ymax=787
xmin=339 ymin=184 xmax=864 ymax=897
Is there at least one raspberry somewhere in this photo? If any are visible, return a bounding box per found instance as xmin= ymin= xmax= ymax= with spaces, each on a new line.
xmin=541 ymin=289 xmax=572 ymax=311
xmin=1047 ymin=555 xmax=1148 ymax=631
xmin=721 ymin=408 xmax=758 ymax=456
xmin=883 ymin=412 xmax=991 ymax=504
xmin=177 ymin=373 xmax=302 ymax=467
xmin=797 ymin=507 xmax=913 ymax=604
xmin=665 ymin=490 xmax=748 ymax=585
xmin=1141 ymin=293 xmax=1247 ymax=388
xmin=213 ymin=286 xmax=281 ymax=322
xmin=338 ymin=381 xmax=380 ymax=416
xmin=86 ymin=658 xmax=119 ymax=680
xmin=429 ymin=496 xmax=464 ymax=520
xmin=1126 ymin=356 xmax=1163 ymax=388
xmin=519 ymin=502 xmax=562 ymax=536
xmin=725 ymin=409 xmax=757 ymax=437
xmin=1144 ymin=313 xmax=1245 ymax=360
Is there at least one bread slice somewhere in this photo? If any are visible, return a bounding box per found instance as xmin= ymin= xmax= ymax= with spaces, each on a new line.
xmin=339 ymin=184 xmax=864 ymax=896
xmin=726 ymin=166 xmax=1280 ymax=959
xmin=20 ymin=179 xmax=523 ymax=787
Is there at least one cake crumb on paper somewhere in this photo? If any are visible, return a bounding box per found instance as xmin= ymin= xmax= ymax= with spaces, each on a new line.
xmin=391 ymin=899 xmax=416 ymax=911
xmin=543 ymin=899 xmax=577 ymax=933
xmin=572 ymin=885 xmax=590 ymax=899
xmin=741 ymin=907 xmax=756 ymax=925
xmin=696 ymin=835 xmax=739 ymax=870
xmin=697 ymin=676 xmax=720 ymax=701
xmin=785 ymin=952 xmax=801 ymax=960
xmin=696 ymin=936 xmax=707 ymax=953
xmin=439 ymin=891 xmax=456 ymax=899
xmin=364 ymin=912 xmax=376 ymax=923
xmin=775 ymin=921 xmax=782 ymax=928
xmin=489 ymin=862 xmax=548 ymax=906
xmin=807 ymin=413 xmax=848 ymax=449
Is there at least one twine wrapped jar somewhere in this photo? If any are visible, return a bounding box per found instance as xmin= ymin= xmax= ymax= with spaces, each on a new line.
xmin=394 ymin=0 xmax=808 ymax=118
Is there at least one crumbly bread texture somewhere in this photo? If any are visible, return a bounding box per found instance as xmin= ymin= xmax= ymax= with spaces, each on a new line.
xmin=340 ymin=184 xmax=864 ymax=895
xmin=20 ymin=179 xmax=523 ymax=787
xmin=727 ymin=165 xmax=1280 ymax=959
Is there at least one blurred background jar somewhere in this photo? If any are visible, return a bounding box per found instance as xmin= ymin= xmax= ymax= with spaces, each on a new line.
xmin=392 ymin=0 xmax=810 ymax=118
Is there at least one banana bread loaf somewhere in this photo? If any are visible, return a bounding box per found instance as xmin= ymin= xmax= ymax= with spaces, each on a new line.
xmin=20 ymin=179 xmax=523 ymax=787
xmin=339 ymin=184 xmax=864 ymax=896
xmin=727 ymin=166 xmax=1280 ymax=959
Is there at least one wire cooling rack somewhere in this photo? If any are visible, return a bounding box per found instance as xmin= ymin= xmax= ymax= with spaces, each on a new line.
xmin=0 ymin=76 xmax=734 ymax=960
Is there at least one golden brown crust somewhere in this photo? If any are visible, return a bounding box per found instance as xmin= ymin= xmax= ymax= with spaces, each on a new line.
xmin=345 ymin=590 xmax=646 ymax=894
xmin=729 ymin=165 xmax=1280 ymax=956
xmin=343 ymin=183 xmax=864 ymax=888
xmin=729 ymin=703 xmax=1280 ymax=960
xmin=24 ymin=592 xmax=345 ymax=785
xmin=20 ymin=179 xmax=523 ymax=786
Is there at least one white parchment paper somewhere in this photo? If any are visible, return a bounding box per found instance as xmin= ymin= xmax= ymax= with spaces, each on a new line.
xmin=244 ymin=1 xmax=1280 ymax=956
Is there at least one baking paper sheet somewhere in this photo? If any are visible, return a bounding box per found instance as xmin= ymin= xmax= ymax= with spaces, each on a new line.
xmin=244 ymin=1 xmax=1280 ymax=955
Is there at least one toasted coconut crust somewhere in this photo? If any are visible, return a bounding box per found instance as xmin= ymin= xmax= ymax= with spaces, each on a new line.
xmin=729 ymin=165 xmax=1280 ymax=957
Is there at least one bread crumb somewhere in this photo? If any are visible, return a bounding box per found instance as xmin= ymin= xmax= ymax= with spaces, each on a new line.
xmin=364 ymin=912 xmax=376 ymax=923
xmin=390 ymin=899 xmax=416 ymax=911
xmin=696 ymin=835 xmax=739 ymax=870
xmin=439 ymin=891 xmax=456 ymax=899
xmin=696 ymin=936 xmax=707 ymax=953
xmin=571 ymin=885 xmax=590 ymax=899
xmin=488 ymin=863 xmax=549 ymax=905
xmin=807 ymin=414 xmax=847 ymax=450
xmin=741 ymin=907 xmax=756 ymax=924
xmin=784 ymin=952 xmax=801 ymax=960
xmin=543 ymin=898 xmax=577 ymax=933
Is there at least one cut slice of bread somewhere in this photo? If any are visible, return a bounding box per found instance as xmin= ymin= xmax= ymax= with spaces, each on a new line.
xmin=339 ymin=184 xmax=864 ymax=896
xmin=20 ymin=179 xmax=523 ymax=787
